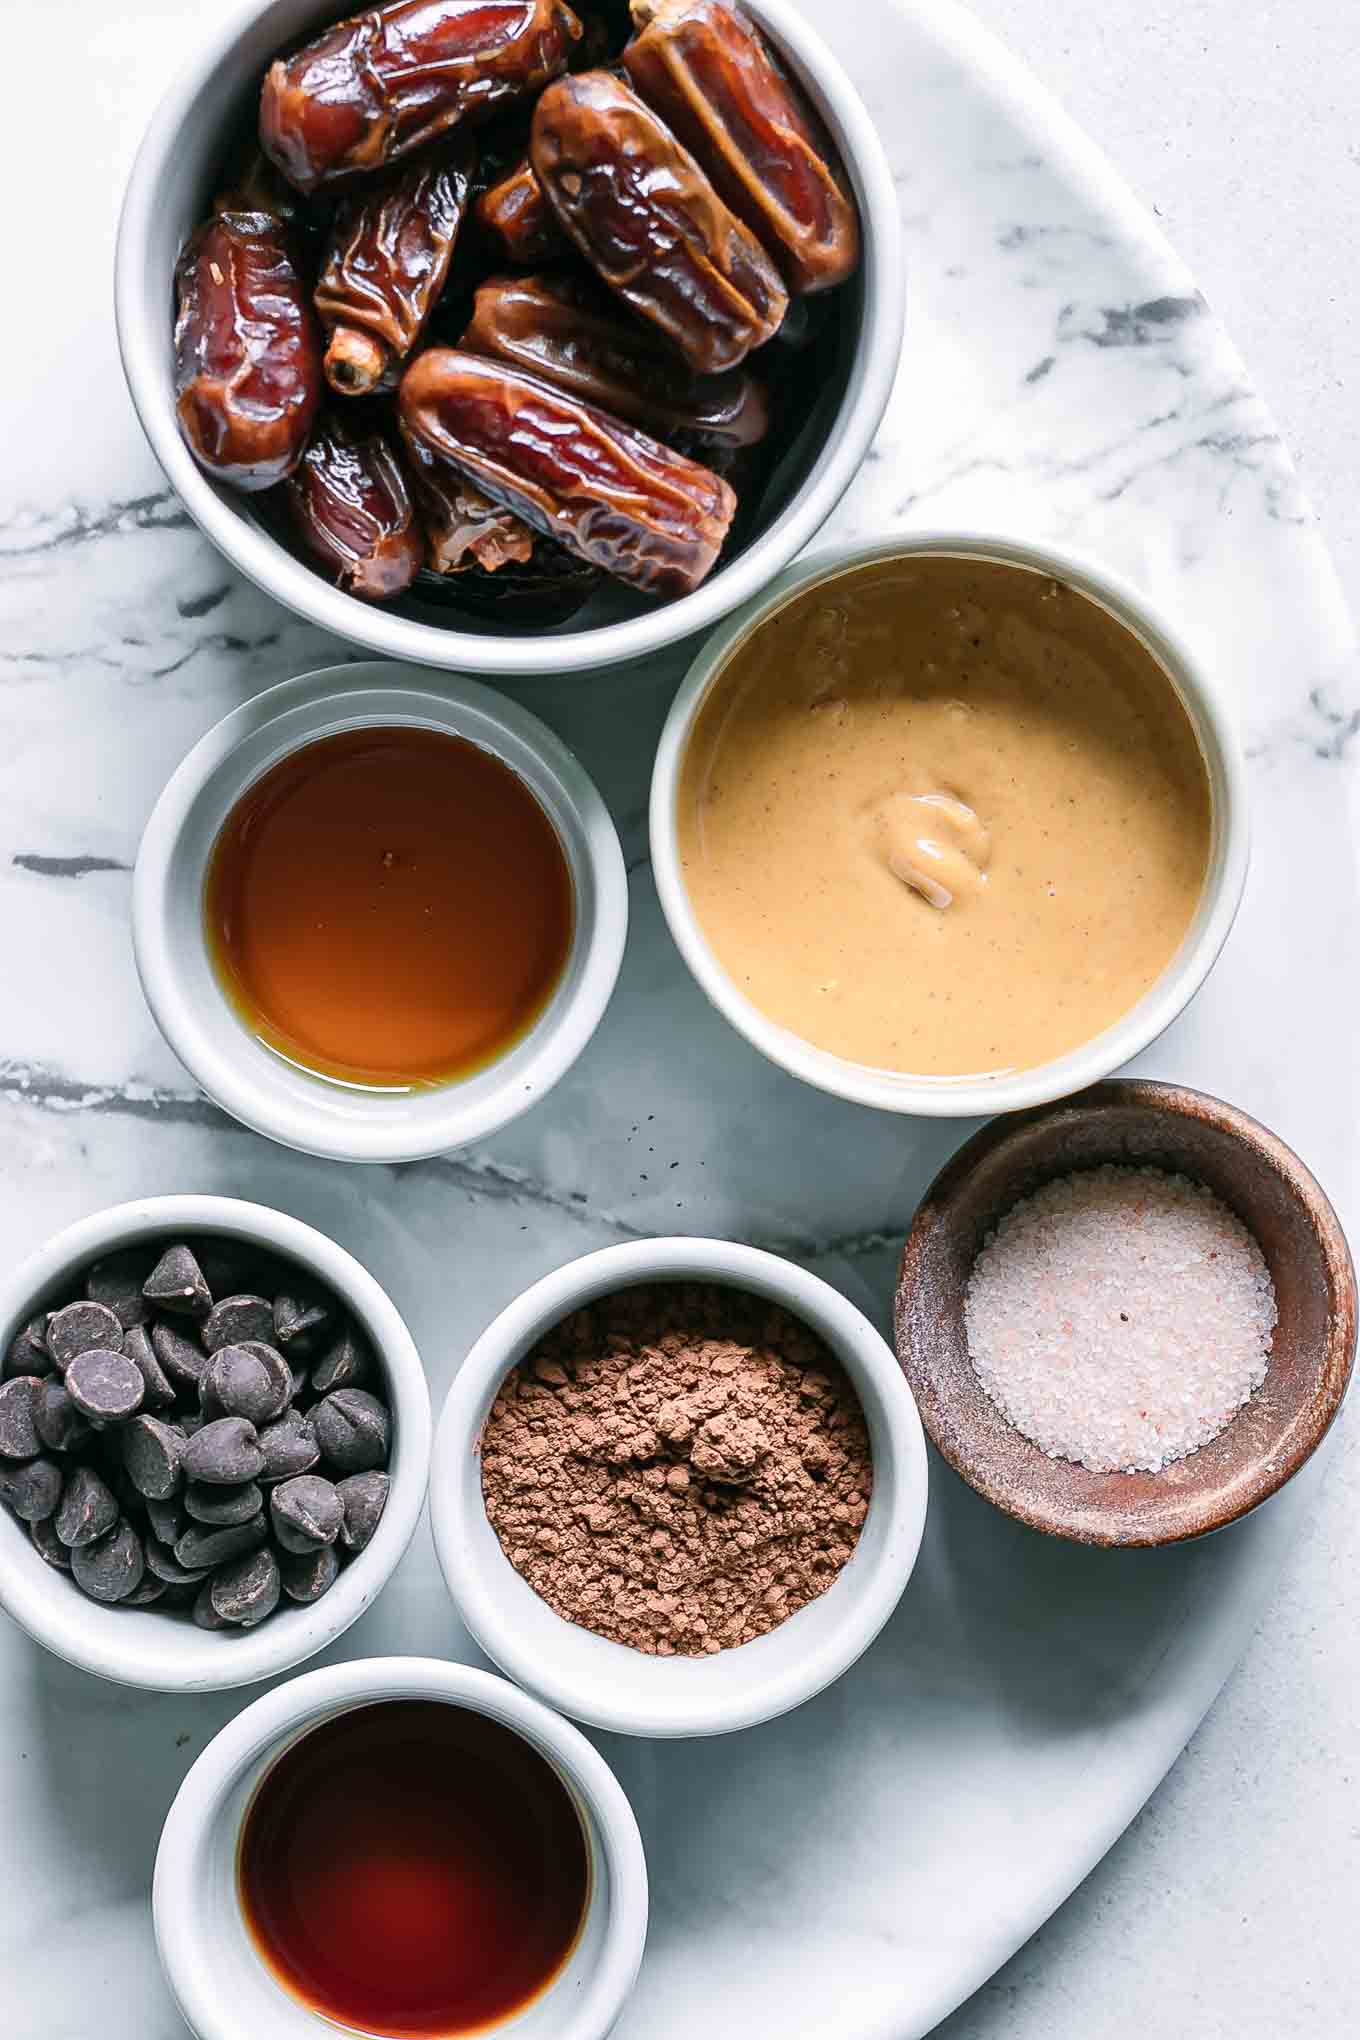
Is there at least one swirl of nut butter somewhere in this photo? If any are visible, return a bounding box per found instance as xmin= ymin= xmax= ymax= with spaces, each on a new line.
xmin=874 ymin=789 xmax=992 ymax=910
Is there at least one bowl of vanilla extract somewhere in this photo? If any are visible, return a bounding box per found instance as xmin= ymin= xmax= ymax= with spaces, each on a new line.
xmin=154 ymin=1655 xmax=648 ymax=2040
xmin=133 ymin=662 xmax=628 ymax=1163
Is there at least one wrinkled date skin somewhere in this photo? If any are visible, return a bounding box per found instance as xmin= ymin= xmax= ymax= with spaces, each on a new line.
xmin=462 ymin=272 xmax=768 ymax=446
xmin=530 ymin=69 xmax=786 ymax=372
xmin=284 ymin=416 xmax=426 ymax=597
xmin=316 ymin=150 xmax=475 ymax=394
xmin=401 ymin=420 xmax=535 ymax=571
xmin=417 ymin=531 xmax=603 ymax=621
xmin=174 ymin=212 xmax=322 ymax=491
xmin=260 ymin=0 xmax=584 ymax=193
xmin=400 ymin=348 xmax=735 ymax=596
xmin=623 ymin=0 xmax=859 ymax=294
xmin=475 ymin=155 xmax=568 ymax=262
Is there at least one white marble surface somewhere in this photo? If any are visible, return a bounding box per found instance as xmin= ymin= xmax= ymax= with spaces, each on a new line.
xmin=0 ymin=2 xmax=1356 ymax=2038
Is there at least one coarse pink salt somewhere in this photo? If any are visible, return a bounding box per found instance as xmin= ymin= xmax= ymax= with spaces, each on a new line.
xmin=963 ymin=1165 xmax=1277 ymax=1474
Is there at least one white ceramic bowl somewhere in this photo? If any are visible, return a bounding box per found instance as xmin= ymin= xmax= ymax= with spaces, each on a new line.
xmin=430 ymin=1237 xmax=929 ymax=1738
xmin=649 ymin=531 xmax=1251 ymax=1118
xmin=133 ymin=662 xmax=627 ymax=1163
xmin=0 ymin=1196 xmax=430 ymax=1692
xmin=154 ymin=1655 xmax=649 ymax=2040
xmin=114 ymin=0 xmax=904 ymax=679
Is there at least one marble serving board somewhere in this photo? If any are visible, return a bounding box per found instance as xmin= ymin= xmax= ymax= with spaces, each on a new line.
xmin=1 ymin=1 xmax=1357 ymax=2036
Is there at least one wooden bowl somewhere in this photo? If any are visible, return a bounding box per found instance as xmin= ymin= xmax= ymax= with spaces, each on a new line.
xmin=894 ymin=1080 xmax=1356 ymax=1546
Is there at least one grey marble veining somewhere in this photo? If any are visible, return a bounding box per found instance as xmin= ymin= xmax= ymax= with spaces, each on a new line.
xmin=0 ymin=1 xmax=1355 ymax=2037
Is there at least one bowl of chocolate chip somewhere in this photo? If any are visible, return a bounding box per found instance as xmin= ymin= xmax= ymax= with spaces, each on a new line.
xmin=430 ymin=1236 xmax=929 ymax=1738
xmin=0 ymin=1195 xmax=430 ymax=1691
xmin=114 ymin=0 xmax=903 ymax=677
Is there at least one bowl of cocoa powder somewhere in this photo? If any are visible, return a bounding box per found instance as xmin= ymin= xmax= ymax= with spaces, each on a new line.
xmin=430 ymin=1238 xmax=928 ymax=1737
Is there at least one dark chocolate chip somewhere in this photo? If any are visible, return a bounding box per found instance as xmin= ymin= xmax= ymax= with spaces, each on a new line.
xmin=178 ymin=1411 xmax=205 ymax=1437
xmin=174 ymin=1518 xmax=267 ymax=1571
xmin=65 ymin=1348 xmax=145 ymax=1424
xmin=46 ymin=1300 xmax=125 ymax=1370
xmin=311 ymin=1323 xmax=372 ymax=1395
xmin=46 ymin=1301 xmax=127 ymax=1372
xmin=239 ymin=1338 xmax=294 ymax=1391
xmin=71 ymin=1517 xmax=145 ymax=1603
xmin=336 ymin=1471 xmax=389 ymax=1553
xmin=0 ymin=1376 xmax=42 ymax=1459
xmin=145 ymin=1535 xmax=209 ymax=1586
xmin=56 ymin=1465 xmax=119 ymax=1547
xmin=183 ymin=1416 xmax=264 ymax=1487
xmin=202 ymin=1295 xmax=275 ymax=1354
xmin=0 ymin=1455 xmax=63 ymax=1522
xmin=145 ymin=1494 xmax=186 ymax=1546
xmin=4 ymin=1315 xmax=52 ymax=1380
xmin=184 ymin=1478 xmax=262 ymax=1527
xmin=274 ymin=1288 xmax=334 ymax=1356
xmin=121 ymin=1416 xmax=186 ymax=1500
xmin=123 ymin=1324 xmax=176 ymax=1411
xmin=270 ymin=1474 xmax=342 ymax=1553
xmin=210 ymin=1546 xmax=281 ymax=1627
xmin=156 ymin=1579 xmax=202 ymax=1608
xmin=313 ymin=1389 xmax=389 ymax=1473
xmin=29 ymin=1513 xmax=71 ymax=1569
xmin=85 ymin=1251 xmax=153 ymax=1330
xmin=257 ymin=1407 xmax=320 ymax=1481
xmin=197 ymin=1241 xmax=281 ymax=1303
xmin=280 ymin=1543 xmax=340 ymax=1603
xmin=142 ymin=1245 xmax=211 ymax=1318
xmin=90 ymin=1437 xmax=148 ymax=1520
xmin=32 ymin=1378 xmax=92 ymax=1454
xmin=192 ymin=1579 xmax=233 ymax=1630
xmin=150 ymin=1319 xmax=208 ymax=1392
xmin=123 ymin=1574 xmax=167 ymax=1607
xmin=202 ymin=1344 xmax=289 ymax=1426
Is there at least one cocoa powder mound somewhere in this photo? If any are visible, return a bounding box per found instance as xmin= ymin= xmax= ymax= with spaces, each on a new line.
xmin=479 ymin=1283 xmax=873 ymax=1657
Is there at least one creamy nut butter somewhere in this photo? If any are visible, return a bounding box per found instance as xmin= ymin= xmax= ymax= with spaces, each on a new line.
xmin=676 ymin=556 xmax=1212 ymax=1077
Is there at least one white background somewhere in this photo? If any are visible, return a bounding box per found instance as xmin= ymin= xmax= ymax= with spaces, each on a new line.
xmin=949 ymin=4 xmax=1358 ymax=2032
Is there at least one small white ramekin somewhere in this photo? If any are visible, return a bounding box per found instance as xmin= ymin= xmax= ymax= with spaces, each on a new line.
xmin=0 ymin=1196 xmax=429 ymax=1692
xmin=113 ymin=0 xmax=903 ymax=679
xmin=154 ymin=1656 xmax=649 ymax=2040
xmin=430 ymin=1237 xmax=929 ymax=1739
xmin=649 ymin=531 xmax=1251 ymax=1119
xmin=133 ymin=662 xmax=627 ymax=1163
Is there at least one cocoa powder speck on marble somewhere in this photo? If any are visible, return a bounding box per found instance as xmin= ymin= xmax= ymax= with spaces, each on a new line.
xmin=479 ymin=1284 xmax=874 ymax=1657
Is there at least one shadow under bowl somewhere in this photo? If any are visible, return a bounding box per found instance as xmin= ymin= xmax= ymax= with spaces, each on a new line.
xmin=894 ymin=1079 xmax=1356 ymax=1546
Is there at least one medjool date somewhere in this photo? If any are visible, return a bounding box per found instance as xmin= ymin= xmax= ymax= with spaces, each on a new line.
xmin=403 ymin=421 xmax=536 ymax=572
xmin=622 ymin=0 xmax=859 ymax=293
xmin=260 ymin=0 xmax=585 ymax=194
xmin=174 ymin=213 xmax=322 ymax=491
xmin=475 ymin=154 xmax=568 ymax=262
xmin=462 ymin=272 xmax=769 ymax=445
xmin=316 ymin=151 xmax=475 ymax=395
xmin=285 ymin=416 xmax=427 ymax=599
xmin=400 ymin=347 xmax=735 ymax=596
xmin=530 ymin=68 xmax=786 ymax=371
xmin=415 ymin=532 xmax=604 ymax=622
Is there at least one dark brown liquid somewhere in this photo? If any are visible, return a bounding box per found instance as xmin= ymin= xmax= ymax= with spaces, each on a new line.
xmin=238 ymin=1700 xmax=590 ymax=2038
xmin=205 ymin=727 xmax=574 ymax=1089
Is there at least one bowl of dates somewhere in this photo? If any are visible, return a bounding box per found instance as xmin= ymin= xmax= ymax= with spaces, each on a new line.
xmin=115 ymin=0 xmax=903 ymax=676
xmin=0 ymin=1196 xmax=430 ymax=1691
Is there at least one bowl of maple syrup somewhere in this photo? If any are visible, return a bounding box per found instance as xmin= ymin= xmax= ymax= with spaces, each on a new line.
xmin=154 ymin=1654 xmax=648 ymax=2040
xmin=133 ymin=662 xmax=628 ymax=1163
